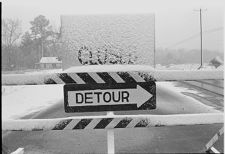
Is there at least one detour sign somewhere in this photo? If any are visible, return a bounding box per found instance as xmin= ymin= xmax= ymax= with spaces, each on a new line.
xmin=64 ymin=72 xmax=156 ymax=112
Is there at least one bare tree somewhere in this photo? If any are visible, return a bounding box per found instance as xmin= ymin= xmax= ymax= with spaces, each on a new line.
xmin=2 ymin=18 xmax=22 ymax=70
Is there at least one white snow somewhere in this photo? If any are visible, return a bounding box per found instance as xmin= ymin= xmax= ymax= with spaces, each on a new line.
xmin=24 ymin=68 xmax=63 ymax=74
xmin=60 ymin=14 xmax=155 ymax=69
xmin=10 ymin=148 xmax=24 ymax=154
xmin=2 ymin=85 xmax=63 ymax=120
xmin=152 ymin=82 xmax=223 ymax=115
xmin=157 ymin=82 xmax=220 ymax=111
xmin=156 ymin=63 xmax=224 ymax=70
xmin=2 ymin=65 xmax=223 ymax=85
xmin=64 ymin=64 xmax=155 ymax=73
xmin=39 ymin=57 xmax=62 ymax=64
xmin=3 ymin=113 xmax=223 ymax=131
xmin=2 ymin=69 xmax=63 ymax=75
xmin=65 ymin=65 xmax=223 ymax=81
xmin=2 ymin=86 xmax=26 ymax=96
xmin=158 ymin=82 xmax=199 ymax=95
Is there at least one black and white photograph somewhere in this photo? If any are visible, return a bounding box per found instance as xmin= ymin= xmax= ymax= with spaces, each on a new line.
xmin=2 ymin=0 xmax=224 ymax=153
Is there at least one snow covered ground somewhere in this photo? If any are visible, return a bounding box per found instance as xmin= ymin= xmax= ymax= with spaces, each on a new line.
xmin=2 ymin=69 xmax=63 ymax=120
xmin=2 ymin=69 xmax=63 ymax=75
xmin=156 ymin=63 xmax=224 ymax=70
xmin=2 ymin=85 xmax=63 ymax=120
xmin=24 ymin=69 xmax=63 ymax=74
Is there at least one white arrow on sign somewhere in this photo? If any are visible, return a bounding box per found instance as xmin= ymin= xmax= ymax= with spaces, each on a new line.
xmin=68 ymin=85 xmax=152 ymax=108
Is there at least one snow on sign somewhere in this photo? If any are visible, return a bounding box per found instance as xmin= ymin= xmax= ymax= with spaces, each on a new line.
xmin=64 ymin=72 xmax=156 ymax=112
xmin=60 ymin=14 xmax=155 ymax=69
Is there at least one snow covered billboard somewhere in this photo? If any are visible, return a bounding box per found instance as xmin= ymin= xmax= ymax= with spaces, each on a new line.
xmin=60 ymin=14 xmax=155 ymax=69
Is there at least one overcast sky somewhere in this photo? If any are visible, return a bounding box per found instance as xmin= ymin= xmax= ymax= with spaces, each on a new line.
xmin=2 ymin=0 xmax=224 ymax=52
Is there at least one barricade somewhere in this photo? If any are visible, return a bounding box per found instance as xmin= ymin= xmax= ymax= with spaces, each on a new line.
xmin=2 ymin=65 xmax=223 ymax=85
xmin=2 ymin=113 xmax=223 ymax=131
xmin=2 ymin=65 xmax=224 ymax=153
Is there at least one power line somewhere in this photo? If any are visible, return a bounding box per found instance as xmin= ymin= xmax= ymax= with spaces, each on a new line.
xmin=167 ymin=27 xmax=223 ymax=48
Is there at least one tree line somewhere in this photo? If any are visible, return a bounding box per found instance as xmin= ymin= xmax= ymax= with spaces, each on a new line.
xmin=3 ymin=15 xmax=223 ymax=71
xmin=2 ymin=15 xmax=62 ymax=71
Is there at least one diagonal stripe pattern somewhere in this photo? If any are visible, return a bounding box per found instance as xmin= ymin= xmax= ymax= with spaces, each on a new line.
xmin=3 ymin=68 xmax=223 ymax=86
xmin=42 ymin=72 xmax=148 ymax=85
xmin=3 ymin=113 xmax=223 ymax=131
xmin=57 ymin=73 xmax=77 ymax=84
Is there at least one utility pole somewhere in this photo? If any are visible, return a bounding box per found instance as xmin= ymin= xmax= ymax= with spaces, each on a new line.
xmin=41 ymin=39 xmax=44 ymax=57
xmin=153 ymin=15 xmax=156 ymax=69
xmin=194 ymin=8 xmax=207 ymax=69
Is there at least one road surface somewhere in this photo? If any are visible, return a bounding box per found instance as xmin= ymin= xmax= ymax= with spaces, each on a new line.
xmin=2 ymin=80 xmax=224 ymax=154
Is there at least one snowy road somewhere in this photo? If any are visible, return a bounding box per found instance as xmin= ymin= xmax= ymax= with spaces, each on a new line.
xmin=2 ymin=80 xmax=224 ymax=153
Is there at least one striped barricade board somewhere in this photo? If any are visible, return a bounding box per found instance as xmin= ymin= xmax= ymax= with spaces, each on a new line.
xmin=2 ymin=65 xmax=224 ymax=85
xmin=2 ymin=113 xmax=223 ymax=131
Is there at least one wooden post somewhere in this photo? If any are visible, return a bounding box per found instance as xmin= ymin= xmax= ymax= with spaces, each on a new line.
xmin=107 ymin=112 xmax=115 ymax=154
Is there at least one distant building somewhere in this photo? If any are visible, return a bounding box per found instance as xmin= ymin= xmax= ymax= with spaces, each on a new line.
xmin=35 ymin=57 xmax=62 ymax=69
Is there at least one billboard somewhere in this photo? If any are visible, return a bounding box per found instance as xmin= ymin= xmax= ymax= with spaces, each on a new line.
xmin=60 ymin=14 xmax=155 ymax=69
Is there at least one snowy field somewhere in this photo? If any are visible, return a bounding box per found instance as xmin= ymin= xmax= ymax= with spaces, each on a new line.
xmin=2 ymin=69 xmax=64 ymax=120
xmin=2 ymin=69 xmax=63 ymax=74
xmin=2 ymin=85 xmax=63 ymax=120
xmin=156 ymin=63 xmax=224 ymax=70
